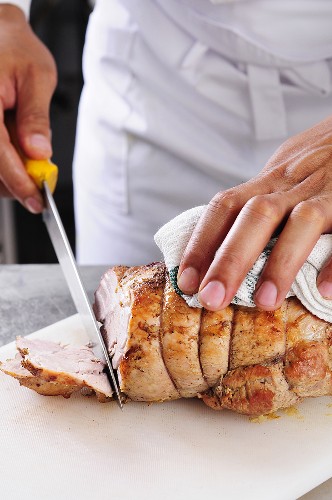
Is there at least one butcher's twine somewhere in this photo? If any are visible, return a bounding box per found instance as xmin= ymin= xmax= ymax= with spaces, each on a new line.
xmin=154 ymin=205 xmax=332 ymax=323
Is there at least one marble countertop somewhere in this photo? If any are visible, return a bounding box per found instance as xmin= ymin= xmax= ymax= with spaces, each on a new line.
xmin=0 ymin=264 xmax=106 ymax=346
xmin=0 ymin=264 xmax=331 ymax=500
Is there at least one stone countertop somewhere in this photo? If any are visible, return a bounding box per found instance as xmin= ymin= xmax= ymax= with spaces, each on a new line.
xmin=0 ymin=264 xmax=331 ymax=500
xmin=0 ymin=264 xmax=106 ymax=346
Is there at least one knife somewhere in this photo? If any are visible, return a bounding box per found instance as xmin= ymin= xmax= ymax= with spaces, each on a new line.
xmin=26 ymin=159 xmax=123 ymax=409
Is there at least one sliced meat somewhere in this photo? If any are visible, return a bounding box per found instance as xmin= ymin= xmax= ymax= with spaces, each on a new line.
xmin=10 ymin=337 xmax=113 ymax=402
xmin=161 ymin=273 xmax=208 ymax=397
xmin=199 ymin=307 xmax=233 ymax=387
xmin=0 ymin=353 xmax=78 ymax=397
xmin=229 ymin=303 xmax=287 ymax=369
xmin=96 ymin=263 xmax=180 ymax=402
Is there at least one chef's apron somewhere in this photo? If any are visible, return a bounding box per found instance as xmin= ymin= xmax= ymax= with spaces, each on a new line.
xmin=73 ymin=0 xmax=332 ymax=265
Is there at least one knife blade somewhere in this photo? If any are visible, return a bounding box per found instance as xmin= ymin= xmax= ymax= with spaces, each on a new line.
xmin=42 ymin=181 xmax=123 ymax=408
xmin=26 ymin=158 xmax=122 ymax=408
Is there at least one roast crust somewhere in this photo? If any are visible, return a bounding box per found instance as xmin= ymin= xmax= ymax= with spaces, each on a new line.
xmin=284 ymin=298 xmax=332 ymax=397
xmin=161 ymin=273 xmax=208 ymax=397
xmin=216 ymin=362 xmax=299 ymax=416
xmin=113 ymin=263 xmax=180 ymax=402
xmin=199 ymin=307 xmax=233 ymax=387
xmin=229 ymin=303 xmax=287 ymax=369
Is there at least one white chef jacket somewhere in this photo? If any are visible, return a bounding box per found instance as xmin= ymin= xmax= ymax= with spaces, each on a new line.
xmin=73 ymin=0 xmax=332 ymax=265
xmin=4 ymin=0 xmax=332 ymax=265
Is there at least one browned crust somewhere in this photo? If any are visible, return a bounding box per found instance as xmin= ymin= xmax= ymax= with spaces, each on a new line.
xmin=205 ymin=298 xmax=332 ymax=415
xmin=161 ymin=274 xmax=208 ymax=398
xmin=199 ymin=307 xmax=233 ymax=387
xmin=199 ymin=391 xmax=223 ymax=411
xmin=229 ymin=303 xmax=287 ymax=369
xmin=118 ymin=263 xmax=180 ymax=402
xmin=217 ymin=362 xmax=299 ymax=417
xmin=283 ymin=298 xmax=332 ymax=397
xmin=285 ymin=297 xmax=331 ymax=348
xmin=285 ymin=341 xmax=332 ymax=397
xmin=220 ymin=364 xmax=276 ymax=416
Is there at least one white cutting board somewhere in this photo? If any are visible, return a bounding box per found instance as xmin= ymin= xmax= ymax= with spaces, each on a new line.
xmin=1 ymin=315 xmax=332 ymax=500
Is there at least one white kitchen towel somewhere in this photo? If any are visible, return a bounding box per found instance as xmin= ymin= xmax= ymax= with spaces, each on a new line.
xmin=154 ymin=205 xmax=332 ymax=323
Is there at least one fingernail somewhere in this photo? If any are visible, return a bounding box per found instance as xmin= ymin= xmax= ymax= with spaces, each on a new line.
xmin=318 ymin=281 xmax=332 ymax=299
xmin=255 ymin=281 xmax=278 ymax=307
xmin=28 ymin=134 xmax=52 ymax=155
xmin=24 ymin=197 xmax=43 ymax=214
xmin=198 ymin=280 xmax=225 ymax=310
xmin=177 ymin=267 xmax=200 ymax=293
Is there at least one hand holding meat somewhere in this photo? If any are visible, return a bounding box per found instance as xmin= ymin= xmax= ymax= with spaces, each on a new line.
xmin=3 ymin=263 xmax=332 ymax=418
xmin=0 ymin=5 xmax=56 ymax=212
xmin=177 ymin=116 xmax=332 ymax=312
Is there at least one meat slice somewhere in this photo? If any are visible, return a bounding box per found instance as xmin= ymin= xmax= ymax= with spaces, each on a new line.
xmin=95 ymin=263 xmax=180 ymax=402
xmin=0 ymin=337 xmax=113 ymax=402
xmin=0 ymin=353 xmax=76 ymax=397
xmin=199 ymin=307 xmax=233 ymax=387
xmin=161 ymin=274 xmax=208 ymax=397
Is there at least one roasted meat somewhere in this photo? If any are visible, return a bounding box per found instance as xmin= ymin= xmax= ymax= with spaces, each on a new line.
xmin=94 ymin=263 xmax=332 ymax=416
xmin=2 ymin=262 xmax=332 ymax=417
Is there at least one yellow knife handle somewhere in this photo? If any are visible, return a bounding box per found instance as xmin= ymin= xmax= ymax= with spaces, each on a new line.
xmin=25 ymin=158 xmax=58 ymax=194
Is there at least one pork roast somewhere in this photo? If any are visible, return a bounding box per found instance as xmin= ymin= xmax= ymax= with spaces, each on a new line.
xmin=94 ymin=262 xmax=332 ymax=416
xmin=2 ymin=262 xmax=332 ymax=417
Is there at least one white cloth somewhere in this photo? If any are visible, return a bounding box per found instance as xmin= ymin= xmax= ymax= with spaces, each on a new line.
xmin=74 ymin=0 xmax=332 ymax=265
xmin=0 ymin=0 xmax=31 ymax=18
xmin=154 ymin=205 xmax=332 ymax=323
